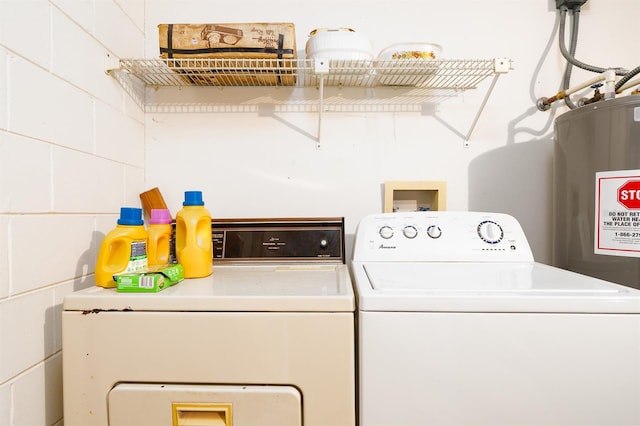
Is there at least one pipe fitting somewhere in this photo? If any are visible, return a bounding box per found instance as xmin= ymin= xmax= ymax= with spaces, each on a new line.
xmin=537 ymin=97 xmax=551 ymax=112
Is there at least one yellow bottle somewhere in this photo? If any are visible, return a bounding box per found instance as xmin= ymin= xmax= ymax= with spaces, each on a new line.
xmin=95 ymin=207 xmax=148 ymax=288
xmin=175 ymin=191 xmax=213 ymax=278
xmin=147 ymin=209 xmax=173 ymax=266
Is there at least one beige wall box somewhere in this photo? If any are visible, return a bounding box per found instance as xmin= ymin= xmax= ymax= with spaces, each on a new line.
xmin=158 ymin=23 xmax=297 ymax=86
xmin=384 ymin=181 xmax=446 ymax=213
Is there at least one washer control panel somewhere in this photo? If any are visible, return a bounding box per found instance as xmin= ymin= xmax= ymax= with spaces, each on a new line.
xmin=352 ymin=211 xmax=534 ymax=262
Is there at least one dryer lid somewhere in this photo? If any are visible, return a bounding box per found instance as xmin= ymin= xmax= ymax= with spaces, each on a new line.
xmin=64 ymin=264 xmax=354 ymax=312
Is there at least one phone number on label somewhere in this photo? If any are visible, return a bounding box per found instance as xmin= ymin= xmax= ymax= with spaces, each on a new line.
xmin=615 ymin=232 xmax=640 ymax=237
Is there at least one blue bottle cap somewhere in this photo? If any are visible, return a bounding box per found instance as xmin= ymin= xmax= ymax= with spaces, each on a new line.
xmin=117 ymin=207 xmax=144 ymax=226
xmin=183 ymin=191 xmax=205 ymax=206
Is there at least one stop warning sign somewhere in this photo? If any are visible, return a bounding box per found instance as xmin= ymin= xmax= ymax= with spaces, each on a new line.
xmin=618 ymin=180 xmax=640 ymax=209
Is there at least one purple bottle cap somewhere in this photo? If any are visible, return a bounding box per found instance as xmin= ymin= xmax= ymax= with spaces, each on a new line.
xmin=149 ymin=209 xmax=172 ymax=224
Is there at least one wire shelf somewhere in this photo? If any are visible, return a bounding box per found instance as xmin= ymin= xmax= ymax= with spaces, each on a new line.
xmin=107 ymin=55 xmax=511 ymax=144
xmin=117 ymin=58 xmax=499 ymax=89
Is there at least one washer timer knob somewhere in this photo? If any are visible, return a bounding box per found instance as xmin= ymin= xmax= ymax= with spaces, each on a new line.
xmin=426 ymin=225 xmax=442 ymax=239
xmin=379 ymin=225 xmax=394 ymax=239
xmin=403 ymin=225 xmax=418 ymax=239
xmin=478 ymin=220 xmax=504 ymax=244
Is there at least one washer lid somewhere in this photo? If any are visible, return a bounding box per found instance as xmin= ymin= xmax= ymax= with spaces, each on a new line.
xmin=64 ymin=264 xmax=354 ymax=312
xmin=354 ymin=261 xmax=640 ymax=313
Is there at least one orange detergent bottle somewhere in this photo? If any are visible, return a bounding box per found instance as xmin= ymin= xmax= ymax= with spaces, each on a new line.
xmin=95 ymin=207 xmax=148 ymax=288
xmin=175 ymin=191 xmax=213 ymax=278
xmin=147 ymin=209 xmax=173 ymax=266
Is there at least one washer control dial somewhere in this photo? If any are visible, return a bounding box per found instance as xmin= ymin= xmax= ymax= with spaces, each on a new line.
xmin=426 ymin=225 xmax=442 ymax=239
xmin=477 ymin=220 xmax=504 ymax=244
xmin=379 ymin=225 xmax=394 ymax=239
xmin=403 ymin=225 xmax=418 ymax=239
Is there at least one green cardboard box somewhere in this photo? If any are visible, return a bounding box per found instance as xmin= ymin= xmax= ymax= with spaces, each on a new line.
xmin=116 ymin=264 xmax=184 ymax=293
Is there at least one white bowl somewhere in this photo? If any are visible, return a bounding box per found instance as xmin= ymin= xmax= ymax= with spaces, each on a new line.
xmin=377 ymin=42 xmax=442 ymax=61
xmin=306 ymin=28 xmax=374 ymax=60
xmin=376 ymin=43 xmax=443 ymax=86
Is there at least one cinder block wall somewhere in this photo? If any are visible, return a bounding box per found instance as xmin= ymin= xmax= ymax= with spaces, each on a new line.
xmin=0 ymin=1 xmax=143 ymax=424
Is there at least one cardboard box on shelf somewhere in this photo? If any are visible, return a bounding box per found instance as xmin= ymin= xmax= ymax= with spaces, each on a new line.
xmin=158 ymin=23 xmax=297 ymax=86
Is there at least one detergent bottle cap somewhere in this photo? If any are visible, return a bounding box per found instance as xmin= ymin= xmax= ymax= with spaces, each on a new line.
xmin=149 ymin=209 xmax=172 ymax=225
xmin=117 ymin=207 xmax=144 ymax=226
xmin=183 ymin=191 xmax=205 ymax=206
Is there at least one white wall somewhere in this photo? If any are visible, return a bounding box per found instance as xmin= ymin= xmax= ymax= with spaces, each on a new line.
xmin=0 ymin=1 xmax=144 ymax=425
xmin=0 ymin=0 xmax=638 ymax=424
xmin=142 ymin=0 xmax=639 ymax=263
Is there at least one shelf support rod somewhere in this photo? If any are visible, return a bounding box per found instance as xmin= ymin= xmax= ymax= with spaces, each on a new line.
xmin=317 ymin=76 xmax=324 ymax=149
xmin=313 ymin=58 xmax=330 ymax=150
xmin=464 ymin=58 xmax=511 ymax=146
xmin=464 ymin=73 xmax=500 ymax=146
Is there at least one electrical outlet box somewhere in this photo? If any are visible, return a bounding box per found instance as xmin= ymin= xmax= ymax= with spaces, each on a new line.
xmin=556 ymin=0 xmax=588 ymax=9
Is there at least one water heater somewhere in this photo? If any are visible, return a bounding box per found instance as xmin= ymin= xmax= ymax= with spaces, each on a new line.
xmin=553 ymin=96 xmax=640 ymax=289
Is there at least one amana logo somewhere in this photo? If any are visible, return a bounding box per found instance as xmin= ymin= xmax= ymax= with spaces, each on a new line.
xmin=378 ymin=244 xmax=396 ymax=249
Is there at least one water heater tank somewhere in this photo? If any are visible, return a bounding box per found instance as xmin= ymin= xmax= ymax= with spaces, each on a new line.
xmin=553 ymin=96 xmax=640 ymax=289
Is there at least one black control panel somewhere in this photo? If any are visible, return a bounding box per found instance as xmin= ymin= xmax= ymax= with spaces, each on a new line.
xmin=211 ymin=217 xmax=345 ymax=263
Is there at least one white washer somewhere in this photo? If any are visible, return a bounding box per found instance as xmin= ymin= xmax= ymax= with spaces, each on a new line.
xmin=351 ymin=211 xmax=640 ymax=426
xmin=63 ymin=218 xmax=355 ymax=426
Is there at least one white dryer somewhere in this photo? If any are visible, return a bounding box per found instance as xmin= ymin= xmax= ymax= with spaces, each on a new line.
xmin=63 ymin=218 xmax=355 ymax=426
xmin=351 ymin=211 xmax=640 ymax=426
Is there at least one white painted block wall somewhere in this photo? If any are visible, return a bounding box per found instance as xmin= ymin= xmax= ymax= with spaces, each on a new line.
xmin=142 ymin=0 xmax=638 ymax=263
xmin=0 ymin=1 xmax=144 ymax=425
xmin=0 ymin=0 xmax=638 ymax=425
